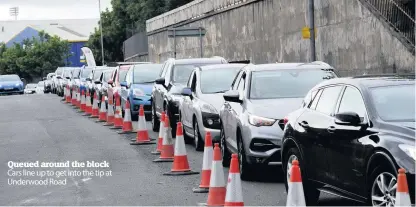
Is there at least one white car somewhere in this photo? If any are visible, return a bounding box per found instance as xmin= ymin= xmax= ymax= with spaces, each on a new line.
xmin=24 ymin=84 xmax=37 ymax=94
xmin=36 ymin=81 xmax=45 ymax=94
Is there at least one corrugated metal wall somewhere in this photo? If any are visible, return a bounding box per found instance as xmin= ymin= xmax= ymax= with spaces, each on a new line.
xmin=123 ymin=31 xmax=149 ymax=61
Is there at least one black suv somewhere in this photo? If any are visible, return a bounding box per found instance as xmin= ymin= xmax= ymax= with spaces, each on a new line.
xmin=151 ymin=57 xmax=228 ymax=136
xmin=281 ymin=75 xmax=415 ymax=205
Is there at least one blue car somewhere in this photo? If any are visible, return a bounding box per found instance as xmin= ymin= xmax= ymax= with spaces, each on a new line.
xmin=120 ymin=63 xmax=163 ymax=121
xmin=0 ymin=74 xmax=24 ymax=95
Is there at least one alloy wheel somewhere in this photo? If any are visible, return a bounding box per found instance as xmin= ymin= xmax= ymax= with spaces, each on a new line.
xmin=371 ymin=172 xmax=397 ymax=206
xmin=286 ymin=154 xmax=298 ymax=184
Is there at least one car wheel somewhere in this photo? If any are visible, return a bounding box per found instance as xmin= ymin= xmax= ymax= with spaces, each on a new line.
xmin=151 ymin=103 xmax=160 ymax=132
xmin=237 ymin=132 xmax=254 ymax=181
xmin=183 ymin=118 xmax=193 ymax=144
xmin=369 ymin=165 xmax=397 ymax=206
xmin=283 ymin=147 xmax=320 ymax=205
xmin=193 ymin=120 xmax=204 ymax=151
xmin=220 ymin=125 xmax=231 ymax=167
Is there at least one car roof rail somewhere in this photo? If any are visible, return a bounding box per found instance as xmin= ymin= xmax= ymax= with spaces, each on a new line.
xmin=352 ymin=73 xmax=415 ymax=79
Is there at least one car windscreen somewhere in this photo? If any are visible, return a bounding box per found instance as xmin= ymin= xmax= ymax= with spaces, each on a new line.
xmin=26 ymin=84 xmax=37 ymax=89
xmin=55 ymin=68 xmax=63 ymax=75
xmin=81 ymin=69 xmax=93 ymax=78
xmin=0 ymin=75 xmax=20 ymax=82
xmin=249 ymin=69 xmax=336 ymax=99
xmin=38 ymin=82 xmax=44 ymax=86
xmin=119 ymin=70 xmax=128 ymax=82
xmin=200 ymin=67 xmax=240 ymax=93
xmin=133 ymin=64 xmax=163 ymax=84
xmin=93 ymin=70 xmax=104 ymax=80
xmin=71 ymin=69 xmax=81 ymax=78
xmin=172 ymin=65 xmax=196 ymax=84
xmin=63 ymin=70 xmax=72 ymax=78
xmin=370 ymin=84 xmax=415 ymax=122
xmin=103 ymin=71 xmax=112 ymax=82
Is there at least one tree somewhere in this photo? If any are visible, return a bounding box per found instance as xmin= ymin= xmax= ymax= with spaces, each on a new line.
xmin=0 ymin=32 xmax=70 ymax=81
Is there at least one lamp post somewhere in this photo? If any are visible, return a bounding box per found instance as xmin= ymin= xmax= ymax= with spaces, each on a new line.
xmin=98 ymin=0 xmax=105 ymax=66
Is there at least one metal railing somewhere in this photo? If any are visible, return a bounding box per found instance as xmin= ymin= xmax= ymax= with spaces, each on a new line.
xmin=363 ymin=0 xmax=415 ymax=49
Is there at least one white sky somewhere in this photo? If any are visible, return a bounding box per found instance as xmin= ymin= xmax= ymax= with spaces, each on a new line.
xmin=0 ymin=0 xmax=112 ymax=20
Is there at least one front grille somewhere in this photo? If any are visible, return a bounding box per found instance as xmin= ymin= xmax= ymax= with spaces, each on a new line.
xmin=0 ymin=88 xmax=19 ymax=92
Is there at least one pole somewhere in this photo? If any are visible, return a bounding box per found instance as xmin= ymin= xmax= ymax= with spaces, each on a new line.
xmin=99 ymin=0 xmax=105 ymax=66
xmin=173 ymin=29 xmax=176 ymax=58
xmin=308 ymin=0 xmax=316 ymax=61
xmin=199 ymin=27 xmax=203 ymax=58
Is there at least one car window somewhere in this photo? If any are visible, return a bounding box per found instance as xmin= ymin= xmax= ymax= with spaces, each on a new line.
xmin=231 ymin=71 xmax=244 ymax=90
xmin=337 ymin=86 xmax=367 ymax=120
xmin=119 ymin=69 xmax=129 ymax=82
xmin=370 ymin=84 xmax=415 ymax=122
xmin=302 ymin=89 xmax=319 ymax=108
xmin=125 ymin=69 xmax=132 ymax=84
xmin=133 ymin=64 xmax=163 ymax=84
xmin=309 ymin=89 xmax=322 ymax=110
xmin=160 ymin=62 xmax=169 ymax=78
xmin=314 ymin=86 xmax=343 ymax=115
xmin=200 ymin=67 xmax=240 ymax=94
xmin=171 ymin=65 xmax=195 ymax=84
xmin=187 ymin=71 xmax=195 ymax=87
xmin=0 ymin=75 xmax=20 ymax=81
xmin=237 ymin=73 xmax=246 ymax=97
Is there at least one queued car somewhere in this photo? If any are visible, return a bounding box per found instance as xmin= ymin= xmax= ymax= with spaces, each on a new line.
xmin=52 ymin=67 xmax=64 ymax=94
xmin=36 ymin=81 xmax=45 ymax=94
xmin=219 ymin=62 xmax=337 ymax=180
xmin=0 ymin=74 xmax=25 ymax=95
xmin=43 ymin=73 xmax=54 ymax=93
xmin=24 ymin=83 xmax=37 ymax=94
xmin=89 ymin=66 xmax=113 ymax=103
xmin=180 ymin=64 xmax=246 ymax=151
xmin=281 ymin=75 xmax=415 ymax=205
xmin=79 ymin=67 xmax=93 ymax=94
xmin=108 ymin=64 xmax=134 ymax=104
xmin=120 ymin=63 xmax=163 ymax=121
xmin=93 ymin=68 xmax=115 ymax=107
xmin=151 ymin=57 xmax=228 ymax=137
xmin=69 ymin=68 xmax=81 ymax=95
xmin=58 ymin=67 xmax=75 ymax=97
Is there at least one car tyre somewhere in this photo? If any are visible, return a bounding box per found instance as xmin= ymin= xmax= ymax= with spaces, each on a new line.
xmin=165 ymin=104 xmax=177 ymax=137
xmin=193 ymin=120 xmax=204 ymax=151
xmin=237 ymin=132 xmax=255 ymax=181
xmin=151 ymin=103 xmax=160 ymax=132
xmin=283 ymin=147 xmax=320 ymax=205
xmin=220 ymin=125 xmax=231 ymax=167
xmin=368 ymin=165 xmax=397 ymax=206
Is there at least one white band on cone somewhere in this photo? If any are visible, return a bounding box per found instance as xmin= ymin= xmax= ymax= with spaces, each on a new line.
xmin=286 ymin=182 xmax=306 ymax=206
xmin=163 ymin=128 xmax=174 ymax=145
xmin=202 ymin=147 xmax=213 ymax=170
xmin=174 ymin=135 xmax=187 ymax=156
xmin=107 ymin=104 xmax=114 ymax=116
xmin=225 ymin=172 xmax=243 ymax=203
xmin=158 ymin=122 xmax=165 ymax=139
xmin=209 ymin=161 xmax=225 ymax=187
xmin=124 ymin=109 xmax=131 ymax=122
xmin=138 ymin=115 xmax=147 ymax=130
xmin=395 ymin=192 xmax=411 ymax=206
xmin=100 ymin=100 xmax=107 ymax=112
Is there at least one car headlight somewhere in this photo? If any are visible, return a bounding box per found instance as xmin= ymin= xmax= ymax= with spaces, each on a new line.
xmin=248 ymin=114 xmax=276 ymax=127
xmin=133 ymin=88 xmax=145 ymax=97
xmin=15 ymin=83 xmax=20 ymax=86
xmin=399 ymin=144 xmax=416 ymax=160
xmin=201 ymin=103 xmax=217 ymax=114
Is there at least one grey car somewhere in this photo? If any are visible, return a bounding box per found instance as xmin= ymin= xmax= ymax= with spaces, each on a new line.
xmin=219 ymin=61 xmax=338 ymax=180
xmin=180 ymin=64 xmax=247 ymax=151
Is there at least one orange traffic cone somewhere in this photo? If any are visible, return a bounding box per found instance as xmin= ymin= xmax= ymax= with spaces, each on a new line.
xmin=395 ymin=168 xmax=411 ymax=206
xmin=151 ymin=112 xmax=166 ymax=155
xmin=97 ymin=95 xmax=107 ymax=122
xmin=118 ymin=100 xmax=135 ymax=134
xmin=163 ymin=122 xmax=199 ymax=175
xmin=131 ymin=105 xmax=155 ymax=145
xmin=193 ymin=132 xmax=213 ymax=193
xmin=79 ymin=90 xmax=86 ymax=112
xmin=110 ymin=93 xmax=123 ymax=129
xmin=225 ymin=154 xmax=244 ymax=206
xmin=90 ymin=91 xmax=99 ymax=118
xmin=199 ymin=143 xmax=226 ymax=206
xmin=286 ymin=160 xmax=306 ymax=206
xmin=76 ymin=88 xmax=81 ymax=108
xmin=153 ymin=116 xmax=174 ymax=162
xmin=83 ymin=90 xmax=92 ymax=116
xmin=104 ymin=94 xmax=115 ymax=126
xmin=65 ymin=85 xmax=71 ymax=103
xmin=71 ymin=87 xmax=77 ymax=106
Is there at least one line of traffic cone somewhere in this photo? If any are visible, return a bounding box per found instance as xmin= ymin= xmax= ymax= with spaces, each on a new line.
xmin=395 ymin=168 xmax=411 ymax=206
xmin=90 ymin=91 xmax=99 ymax=118
xmin=110 ymin=93 xmax=123 ymax=129
xmin=163 ymin=122 xmax=199 ymax=176
xmin=193 ymin=131 xmax=213 ymax=193
xmin=199 ymin=143 xmax=226 ymax=206
xmin=83 ymin=90 xmax=92 ymax=116
xmin=153 ymin=116 xmax=174 ymax=162
xmin=286 ymin=160 xmax=306 ymax=206
xmin=104 ymin=95 xmax=115 ymax=126
xmin=151 ymin=111 xmax=166 ymax=155
xmin=118 ymin=100 xmax=135 ymax=134
xmin=225 ymin=154 xmax=244 ymax=207
xmin=97 ymin=95 xmax=107 ymax=122
xmin=130 ymin=105 xmax=155 ymax=145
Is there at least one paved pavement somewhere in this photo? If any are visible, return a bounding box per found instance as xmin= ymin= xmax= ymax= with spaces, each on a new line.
xmin=0 ymin=94 xmax=363 ymax=206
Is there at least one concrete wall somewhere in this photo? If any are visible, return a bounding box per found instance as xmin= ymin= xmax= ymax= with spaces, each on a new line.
xmin=146 ymin=0 xmax=414 ymax=76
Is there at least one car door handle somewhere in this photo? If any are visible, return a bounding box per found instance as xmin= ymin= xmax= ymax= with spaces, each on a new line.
xmin=298 ymin=121 xmax=309 ymax=128
xmin=327 ymin=126 xmax=336 ymax=133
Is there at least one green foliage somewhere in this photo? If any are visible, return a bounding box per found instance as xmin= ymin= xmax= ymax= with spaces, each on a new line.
xmin=87 ymin=0 xmax=192 ymax=65
xmin=0 ymin=32 xmax=70 ymax=81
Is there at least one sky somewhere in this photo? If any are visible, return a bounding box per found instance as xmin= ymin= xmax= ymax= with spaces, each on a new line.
xmin=0 ymin=0 xmax=112 ymax=21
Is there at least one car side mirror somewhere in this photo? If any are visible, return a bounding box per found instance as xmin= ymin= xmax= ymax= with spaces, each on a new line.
xmin=94 ymin=79 xmax=101 ymax=84
xmin=223 ymin=90 xmax=242 ymax=103
xmin=181 ymin=87 xmax=192 ymax=96
xmin=120 ymin=81 xmax=128 ymax=88
xmin=335 ymin=112 xmax=362 ymax=126
xmin=155 ymin=77 xmax=165 ymax=85
xmin=56 ymin=76 xmax=62 ymax=79
xmin=65 ymin=76 xmax=71 ymax=80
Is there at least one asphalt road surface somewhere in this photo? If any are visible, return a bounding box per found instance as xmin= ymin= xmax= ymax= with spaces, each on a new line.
xmin=0 ymin=94 xmax=363 ymax=206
